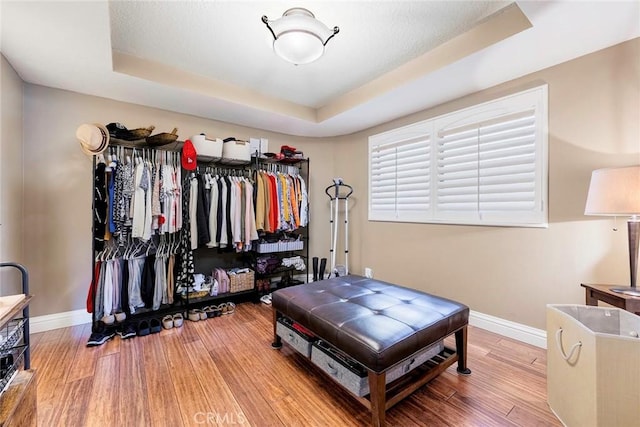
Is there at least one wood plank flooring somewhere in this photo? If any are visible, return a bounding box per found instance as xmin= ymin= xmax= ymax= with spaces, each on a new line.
xmin=29 ymin=303 xmax=562 ymax=426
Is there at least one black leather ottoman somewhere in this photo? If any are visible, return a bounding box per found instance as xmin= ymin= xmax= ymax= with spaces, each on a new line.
xmin=271 ymin=275 xmax=471 ymax=427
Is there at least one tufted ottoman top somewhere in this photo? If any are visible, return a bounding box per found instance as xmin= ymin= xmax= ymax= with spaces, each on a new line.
xmin=272 ymin=275 xmax=469 ymax=373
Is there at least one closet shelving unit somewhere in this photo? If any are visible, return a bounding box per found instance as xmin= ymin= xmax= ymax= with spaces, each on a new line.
xmin=90 ymin=137 xmax=310 ymax=331
xmin=251 ymin=156 xmax=310 ymax=295
xmin=0 ymin=262 xmax=35 ymax=422
xmin=90 ymin=138 xmax=186 ymax=330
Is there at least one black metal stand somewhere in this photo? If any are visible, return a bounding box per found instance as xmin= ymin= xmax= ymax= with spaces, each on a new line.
xmin=611 ymin=219 xmax=640 ymax=296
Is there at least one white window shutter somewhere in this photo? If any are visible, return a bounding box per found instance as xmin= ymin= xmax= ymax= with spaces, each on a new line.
xmin=369 ymin=121 xmax=431 ymax=222
xmin=478 ymin=110 xmax=537 ymax=214
xmin=369 ymin=85 xmax=548 ymax=227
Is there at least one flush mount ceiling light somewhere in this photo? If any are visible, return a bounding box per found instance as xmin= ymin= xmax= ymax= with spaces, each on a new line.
xmin=262 ymin=8 xmax=339 ymax=65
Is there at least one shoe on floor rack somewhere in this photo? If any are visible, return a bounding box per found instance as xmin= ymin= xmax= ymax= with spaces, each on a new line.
xmin=260 ymin=294 xmax=272 ymax=305
xmin=118 ymin=323 xmax=137 ymax=339
xmin=87 ymin=322 xmax=116 ymax=347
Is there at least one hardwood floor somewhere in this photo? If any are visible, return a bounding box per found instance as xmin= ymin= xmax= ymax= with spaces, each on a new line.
xmin=29 ymin=303 xmax=562 ymax=426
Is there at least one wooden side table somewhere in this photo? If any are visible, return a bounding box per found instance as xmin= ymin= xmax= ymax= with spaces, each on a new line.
xmin=581 ymin=283 xmax=640 ymax=315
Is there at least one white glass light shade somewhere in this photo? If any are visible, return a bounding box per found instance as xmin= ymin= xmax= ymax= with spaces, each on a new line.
xmin=584 ymin=166 xmax=640 ymax=216
xmin=263 ymin=8 xmax=338 ymax=65
xmin=274 ymin=31 xmax=325 ymax=65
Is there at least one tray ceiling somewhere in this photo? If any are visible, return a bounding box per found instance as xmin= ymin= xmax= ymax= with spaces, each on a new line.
xmin=1 ymin=1 xmax=638 ymax=137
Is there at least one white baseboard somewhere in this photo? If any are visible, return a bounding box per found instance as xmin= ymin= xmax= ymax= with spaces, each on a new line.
xmin=29 ymin=309 xmax=92 ymax=334
xmin=470 ymin=310 xmax=547 ymax=349
xmin=27 ymin=307 xmax=547 ymax=348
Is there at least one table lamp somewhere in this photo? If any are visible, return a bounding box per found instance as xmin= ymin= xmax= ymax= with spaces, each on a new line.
xmin=584 ymin=165 xmax=640 ymax=296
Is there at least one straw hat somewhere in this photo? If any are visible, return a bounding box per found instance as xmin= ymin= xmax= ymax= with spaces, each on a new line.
xmin=76 ymin=123 xmax=109 ymax=155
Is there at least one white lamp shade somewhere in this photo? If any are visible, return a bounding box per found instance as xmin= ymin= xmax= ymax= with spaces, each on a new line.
xmin=264 ymin=8 xmax=337 ymax=65
xmin=584 ymin=165 xmax=640 ymax=216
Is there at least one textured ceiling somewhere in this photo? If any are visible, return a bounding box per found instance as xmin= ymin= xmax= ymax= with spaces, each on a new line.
xmin=1 ymin=1 xmax=639 ymax=137
xmin=109 ymin=1 xmax=510 ymax=108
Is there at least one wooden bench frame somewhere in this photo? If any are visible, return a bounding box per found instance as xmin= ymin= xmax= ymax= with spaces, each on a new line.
xmin=271 ymin=309 xmax=471 ymax=427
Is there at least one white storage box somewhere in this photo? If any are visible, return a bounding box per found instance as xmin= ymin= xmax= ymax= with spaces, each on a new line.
xmin=547 ymin=304 xmax=640 ymax=427
xmin=310 ymin=339 xmax=444 ymax=397
xmin=220 ymin=139 xmax=251 ymax=165
xmin=249 ymin=138 xmax=269 ymax=157
xmin=191 ymin=134 xmax=222 ymax=162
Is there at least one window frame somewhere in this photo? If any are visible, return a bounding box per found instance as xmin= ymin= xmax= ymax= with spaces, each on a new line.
xmin=368 ymin=85 xmax=548 ymax=228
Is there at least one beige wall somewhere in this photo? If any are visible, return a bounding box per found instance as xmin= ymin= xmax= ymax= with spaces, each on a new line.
xmin=0 ymin=55 xmax=24 ymax=295
xmin=14 ymin=38 xmax=640 ymax=330
xmin=330 ymin=38 xmax=640 ymax=330
xmin=21 ymin=86 xmax=336 ymax=316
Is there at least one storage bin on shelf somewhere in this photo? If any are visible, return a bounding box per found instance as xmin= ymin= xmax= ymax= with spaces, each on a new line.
xmin=278 ymin=241 xmax=290 ymax=252
xmin=288 ymin=239 xmax=304 ymax=251
xmin=256 ymin=242 xmax=279 ymax=253
xmin=227 ymin=268 xmax=255 ymax=293
xmin=220 ymin=138 xmax=251 ymax=165
xmin=184 ymin=289 xmax=210 ymax=300
xmin=257 ymin=238 xmax=304 ymax=253
xmin=547 ymin=304 xmax=640 ymax=427
xmin=191 ymin=134 xmax=223 ymax=162
xmin=177 ymin=278 xmax=212 ymax=300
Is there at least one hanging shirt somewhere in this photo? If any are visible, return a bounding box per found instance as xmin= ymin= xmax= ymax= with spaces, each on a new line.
xmin=299 ymin=175 xmax=309 ymax=227
xmin=244 ymin=179 xmax=259 ymax=246
xmin=142 ymin=162 xmax=153 ymax=241
xmin=153 ymin=255 xmax=167 ymax=310
xmin=267 ymin=173 xmax=279 ymax=232
xmin=93 ymin=162 xmax=107 ymax=251
xmin=255 ymin=172 xmax=266 ymax=232
xmin=224 ymin=176 xmax=233 ymax=247
xmin=218 ymin=177 xmax=228 ymax=248
xmin=206 ymin=176 xmax=219 ymax=248
xmin=151 ymin=163 xmax=162 ymax=231
xmin=177 ymin=179 xmax=195 ymax=290
xmin=196 ymin=174 xmax=210 ymax=246
xmin=289 ymin=175 xmax=300 ymax=228
xmin=128 ymin=256 xmax=146 ymax=314
xmin=122 ymin=159 xmax=135 ymax=229
xmin=189 ymin=175 xmax=198 ymax=250
xmin=131 ymin=161 xmax=144 ymax=238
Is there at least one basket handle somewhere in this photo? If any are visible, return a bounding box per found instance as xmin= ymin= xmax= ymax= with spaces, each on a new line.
xmin=555 ymin=327 xmax=582 ymax=362
xmin=326 ymin=362 xmax=338 ymax=376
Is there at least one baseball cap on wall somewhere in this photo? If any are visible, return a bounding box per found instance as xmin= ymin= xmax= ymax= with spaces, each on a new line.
xmin=181 ymin=139 xmax=197 ymax=170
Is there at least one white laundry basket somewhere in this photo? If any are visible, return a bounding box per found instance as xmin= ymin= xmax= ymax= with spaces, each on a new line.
xmin=546 ymin=304 xmax=640 ymax=427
